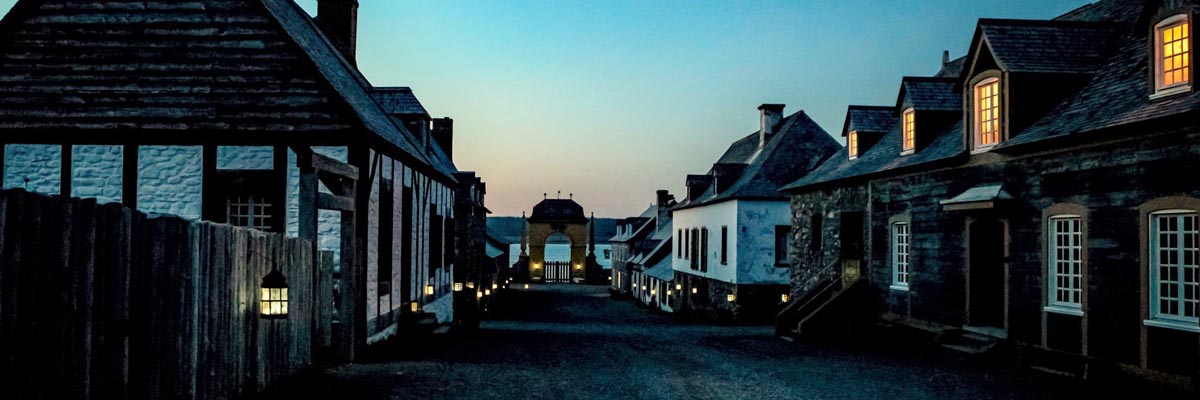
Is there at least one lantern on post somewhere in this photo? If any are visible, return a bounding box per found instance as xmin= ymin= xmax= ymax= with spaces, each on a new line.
xmin=726 ymin=293 xmax=736 ymax=303
xmin=260 ymin=269 xmax=288 ymax=319
xmin=781 ymin=293 xmax=790 ymax=303
xmin=676 ymin=283 xmax=682 ymax=291
xmin=691 ymin=287 xmax=698 ymax=294
xmin=425 ymin=284 xmax=435 ymax=296
xmin=453 ymin=282 xmax=464 ymax=292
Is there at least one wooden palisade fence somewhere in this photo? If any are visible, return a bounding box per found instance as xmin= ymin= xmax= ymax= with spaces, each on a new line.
xmin=0 ymin=189 xmax=329 ymax=399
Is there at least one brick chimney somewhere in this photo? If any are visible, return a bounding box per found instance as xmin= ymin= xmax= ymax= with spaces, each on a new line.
xmin=758 ymin=104 xmax=785 ymax=147
xmin=316 ymin=0 xmax=359 ymax=65
xmin=432 ymin=117 xmax=454 ymax=161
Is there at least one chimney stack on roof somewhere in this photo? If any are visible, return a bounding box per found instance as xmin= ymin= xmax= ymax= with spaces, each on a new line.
xmin=432 ymin=117 xmax=454 ymax=161
xmin=316 ymin=0 xmax=359 ymax=65
xmin=758 ymin=104 xmax=785 ymax=148
xmin=942 ymin=50 xmax=950 ymax=66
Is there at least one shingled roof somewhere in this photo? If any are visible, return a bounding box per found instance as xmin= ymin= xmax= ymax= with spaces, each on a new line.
xmin=897 ymin=77 xmax=960 ymax=112
xmin=371 ymin=87 xmax=430 ymax=118
xmin=0 ymin=0 xmax=455 ymax=181
xmin=969 ymin=19 xmax=1121 ymax=75
xmin=676 ymin=110 xmax=839 ymax=210
xmin=843 ymin=106 xmax=894 ymax=135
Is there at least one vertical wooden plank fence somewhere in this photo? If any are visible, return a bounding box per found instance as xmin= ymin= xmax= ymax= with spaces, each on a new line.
xmin=0 ymin=189 xmax=320 ymax=400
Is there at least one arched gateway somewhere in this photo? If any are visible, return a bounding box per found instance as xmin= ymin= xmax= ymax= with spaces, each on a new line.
xmin=516 ymin=198 xmax=604 ymax=283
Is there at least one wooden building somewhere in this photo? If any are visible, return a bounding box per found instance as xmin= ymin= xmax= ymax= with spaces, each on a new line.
xmin=781 ymin=0 xmax=1200 ymax=382
xmin=0 ymin=0 xmax=483 ymax=361
xmin=671 ymin=104 xmax=839 ymax=322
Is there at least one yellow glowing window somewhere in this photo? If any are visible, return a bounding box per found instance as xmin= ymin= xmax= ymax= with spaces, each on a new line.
xmin=848 ymin=131 xmax=859 ymax=159
xmin=974 ymin=78 xmax=1001 ymax=149
xmin=902 ymin=109 xmax=915 ymax=153
xmin=1157 ymin=17 xmax=1191 ymax=90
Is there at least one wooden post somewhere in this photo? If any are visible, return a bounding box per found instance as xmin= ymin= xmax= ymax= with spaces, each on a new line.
xmin=294 ymin=147 xmax=327 ymax=355
xmin=272 ymin=146 xmax=287 ymax=233
xmin=201 ymin=145 xmax=217 ymax=222
xmin=122 ymin=145 xmax=137 ymax=210
xmin=61 ymin=144 xmax=72 ymax=197
xmin=346 ymin=145 xmax=368 ymax=360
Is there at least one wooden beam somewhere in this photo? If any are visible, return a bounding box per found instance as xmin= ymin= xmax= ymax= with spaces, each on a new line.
xmin=60 ymin=144 xmax=72 ymax=197
xmin=122 ymin=145 xmax=137 ymax=209
xmin=201 ymin=145 xmax=217 ymax=222
xmin=316 ymin=193 xmax=354 ymax=212
xmin=272 ymin=146 xmax=287 ymax=233
xmin=0 ymin=143 xmax=5 ymax=189
xmin=311 ymin=152 xmax=358 ymax=181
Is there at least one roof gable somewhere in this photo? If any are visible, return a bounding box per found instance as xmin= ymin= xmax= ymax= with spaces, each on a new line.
xmin=842 ymin=106 xmax=894 ymax=137
xmin=896 ymin=77 xmax=961 ymax=112
xmin=961 ymin=19 xmax=1121 ymax=80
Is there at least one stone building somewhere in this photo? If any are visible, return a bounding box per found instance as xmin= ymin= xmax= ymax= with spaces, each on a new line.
xmin=781 ymin=0 xmax=1200 ymax=382
xmin=671 ymin=104 xmax=839 ymax=322
xmin=0 ymin=0 xmax=485 ymax=360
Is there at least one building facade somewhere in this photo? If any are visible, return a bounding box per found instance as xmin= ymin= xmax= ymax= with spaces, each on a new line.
xmin=782 ymin=0 xmax=1200 ymax=381
xmin=671 ymin=104 xmax=839 ymax=322
xmin=0 ymin=0 xmax=483 ymax=360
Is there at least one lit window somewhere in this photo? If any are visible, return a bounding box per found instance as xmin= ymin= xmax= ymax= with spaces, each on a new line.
xmin=1156 ymin=16 xmax=1191 ymax=92
xmin=891 ymin=222 xmax=910 ymax=290
xmin=848 ymin=131 xmax=859 ymax=159
xmin=902 ymin=109 xmax=916 ymax=153
xmin=1048 ymin=216 xmax=1083 ymax=309
xmin=1149 ymin=211 xmax=1199 ymax=327
xmin=974 ymin=78 xmax=1002 ymax=150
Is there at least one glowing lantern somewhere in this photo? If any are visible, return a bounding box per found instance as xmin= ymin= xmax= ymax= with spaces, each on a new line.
xmin=467 ymin=281 xmax=476 ymax=289
xmin=727 ymin=294 xmax=736 ymax=303
xmin=260 ymin=269 xmax=288 ymax=319
xmin=411 ymin=302 xmax=419 ymax=312
xmin=524 ymin=284 xmax=530 ymax=289
xmin=675 ymin=284 xmax=682 ymax=291
xmin=575 ymin=264 xmax=582 ymax=270
xmin=425 ymin=285 xmax=435 ymax=296
xmin=453 ymin=282 xmax=464 ymax=292
xmin=691 ymin=287 xmax=698 ymax=294
xmin=651 ymin=289 xmax=657 ymax=296
xmin=485 ymin=289 xmax=492 ymax=296
xmin=667 ymin=290 xmax=673 ymax=296
xmin=492 ymin=283 xmax=499 ymax=290
xmin=781 ymin=293 xmax=790 ymax=303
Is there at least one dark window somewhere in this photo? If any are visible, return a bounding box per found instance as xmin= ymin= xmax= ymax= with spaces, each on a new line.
xmin=690 ymin=228 xmax=700 ymax=270
xmin=213 ymin=170 xmax=282 ymax=232
xmin=720 ymin=226 xmax=728 ymax=265
xmin=430 ymin=207 xmax=442 ymax=278
xmin=775 ymin=225 xmax=790 ymax=266
xmin=446 ymin=217 xmax=456 ymax=266
xmin=378 ymin=178 xmax=394 ymax=298
xmin=401 ymin=185 xmax=413 ymax=303
xmin=684 ymin=229 xmax=689 ymax=260
xmin=810 ymin=214 xmax=822 ymax=253
xmin=701 ymin=227 xmax=709 ymax=272
xmin=677 ymin=229 xmax=683 ymax=258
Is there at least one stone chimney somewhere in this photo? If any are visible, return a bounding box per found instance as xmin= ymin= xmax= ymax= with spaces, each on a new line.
xmin=316 ymin=0 xmax=359 ymax=65
xmin=758 ymin=104 xmax=785 ymax=147
xmin=942 ymin=50 xmax=950 ymax=66
xmin=432 ymin=117 xmax=454 ymax=161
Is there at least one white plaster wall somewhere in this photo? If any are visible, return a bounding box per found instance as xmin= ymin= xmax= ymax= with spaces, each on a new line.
xmin=137 ymin=146 xmax=203 ymax=219
xmin=72 ymin=145 xmax=123 ymax=204
xmin=735 ymin=200 xmax=791 ymax=285
xmin=671 ymin=200 xmax=739 ymax=284
xmin=4 ymin=144 xmax=62 ymax=195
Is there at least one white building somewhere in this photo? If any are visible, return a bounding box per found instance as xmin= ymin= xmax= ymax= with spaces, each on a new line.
xmin=670 ymin=104 xmax=839 ymax=322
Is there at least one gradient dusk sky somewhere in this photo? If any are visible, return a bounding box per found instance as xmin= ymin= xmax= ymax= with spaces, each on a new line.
xmin=0 ymin=0 xmax=1093 ymax=218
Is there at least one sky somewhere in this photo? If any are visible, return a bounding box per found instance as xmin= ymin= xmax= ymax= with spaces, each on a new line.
xmin=0 ymin=0 xmax=1094 ymax=218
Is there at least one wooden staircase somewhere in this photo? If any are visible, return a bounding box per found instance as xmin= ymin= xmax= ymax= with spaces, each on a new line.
xmin=775 ymin=262 xmax=863 ymax=338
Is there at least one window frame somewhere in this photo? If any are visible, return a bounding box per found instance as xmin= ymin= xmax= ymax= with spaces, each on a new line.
xmin=1148 ymin=210 xmax=1200 ymax=329
xmin=891 ymin=222 xmax=911 ymax=291
xmin=1046 ymin=214 xmax=1085 ymax=315
xmin=774 ymin=225 xmax=790 ymax=266
xmin=701 ymin=227 xmax=709 ymax=272
xmin=720 ymin=225 xmax=728 ymax=265
xmin=973 ymin=77 xmax=1002 ymax=152
xmin=901 ymin=108 xmax=916 ymax=155
xmin=847 ymin=130 xmax=859 ymax=160
xmin=1152 ymin=14 xmax=1192 ymax=98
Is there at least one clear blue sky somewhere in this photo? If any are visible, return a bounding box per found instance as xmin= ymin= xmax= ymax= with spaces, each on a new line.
xmin=0 ymin=0 xmax=1093 ymax=217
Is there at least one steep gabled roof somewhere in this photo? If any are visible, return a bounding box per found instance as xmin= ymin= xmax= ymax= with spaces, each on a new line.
xmin=371 ymin=87 xmax=430 ymax=118
xmin=0 ymin=0 xmax=456 ymax=181
xmin=843 ymin=106 xmax=894 ymax=136
xmin=964 ymin=19 xmax=1121 ymax=77
xmin=897 ymin=77 xmax=961 ymax=112
xmin=675 ymin=110 xmax=839 ymax=210
xmin=715 ymin=132 xmax=761 ymax=164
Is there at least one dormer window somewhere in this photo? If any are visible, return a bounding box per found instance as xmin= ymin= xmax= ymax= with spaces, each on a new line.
xmin=901 ymin=109 xmax=915 ymax=154
xmin=1154 ymin=15 xmax=1191 ymax=97
xmin=848 ymin=131 xmax=859 ymax=159
xmin=973 ymin=78 xmax=1002 ymax=151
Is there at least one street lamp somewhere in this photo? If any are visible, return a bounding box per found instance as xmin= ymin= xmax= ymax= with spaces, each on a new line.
xmin=260 ymin=269 xmax=288 ymax=319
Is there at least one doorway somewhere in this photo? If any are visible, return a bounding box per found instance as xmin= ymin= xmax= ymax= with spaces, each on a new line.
xmin=967 ymin=217 xmax=1006 ymax=333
